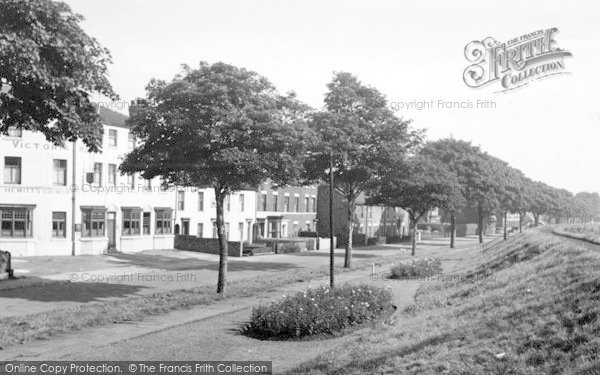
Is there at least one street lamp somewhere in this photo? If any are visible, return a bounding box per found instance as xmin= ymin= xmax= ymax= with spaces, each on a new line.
xmin=329 ymin=151 xmax=335 ymax=289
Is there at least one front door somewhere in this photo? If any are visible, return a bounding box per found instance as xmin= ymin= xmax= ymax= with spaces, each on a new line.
xmin=181 ymin=219 xmax=190 ymax=235
xmin=107 ymin=212 xmax=116 ymax=250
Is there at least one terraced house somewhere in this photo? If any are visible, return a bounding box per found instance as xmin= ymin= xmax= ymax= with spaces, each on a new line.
xmin=0 ymin=107 xmax=175 ymax=257
xmin=255 ymin=183 xmax=318 ymax=240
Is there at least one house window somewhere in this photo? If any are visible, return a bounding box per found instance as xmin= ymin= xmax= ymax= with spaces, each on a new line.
xmin=293 ymin=223 xmax=299 ymax=236
xmin=294 ymin=196 xmax=299 ymax=212
xmin=155 ymin=209 xmax=172 ymax=234
xmin=0 ymin=207 xmax=33 ymax=237
xmin=128 ymin=133 xmax=136 ymax=149
xmin=108 ymin=164 xmax=117 ymax=186
xmin=212 ymin=221 xmax=218 ymax=239
xmin=197 ymin=223 xmax=204 ymax=238
xmin=81 ymin=208 xmax=106 ymax=237
xmin=143 ymin=212 xmax=151 ymax=235
xmin=145 ymin=178 xmax=152 ymax=190
xmin=238 ymin=222 xmax=244 ymax=241
xmin=311 ymin=198 xmax=316 ymax=212
xmin=261 ymin=193 xmax=267 ymax=211
xmin=6 ymin=126 xmax=22 ymax=137
xmin=93 ymin=163 xmax=102 ymax=186
xmin=4 ymin=157 xmax=21 ymax=184
xmin=198 ymin=192 xmax=204 ymax=211
xmin=127 ymin=173 xmax=135 ymax=189
xmin=177 ymin=191 xmax=185 ymax=210
xmin=284 ymin=196 xmax=290 ymax=212
xmin=52 ymin=212 xmax=66 ymax=238
xmin=53 ymin=159 xmax=67 ymax=186
xmin=304 ymin=197 xmax=310 ymax=212
xmin=108 ymin=129 xmax=117 ymax=147
xmin=239 ymin=194 xmax=245 ymax=212
xmin=272 ymin=194 xmax=278 ymax=211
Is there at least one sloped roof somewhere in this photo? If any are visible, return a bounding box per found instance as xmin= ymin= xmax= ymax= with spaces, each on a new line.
xmin=98 ymin=107 xmax=128 ymax=128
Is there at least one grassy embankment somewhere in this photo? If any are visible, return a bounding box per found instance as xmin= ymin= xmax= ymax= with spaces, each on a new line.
xmin=290 ymin=230 xmax=600 ymax=374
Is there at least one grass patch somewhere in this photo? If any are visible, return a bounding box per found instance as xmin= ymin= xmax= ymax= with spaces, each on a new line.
xmin=0 ymin=255 xmax=396 ymax=350
xmin=389 ymin=257 xmax=442 ymax=279
xmin=242 ymin=284 xmax=394 ymax=340
xmin=288 ymin=230 xmax=600 ymax=374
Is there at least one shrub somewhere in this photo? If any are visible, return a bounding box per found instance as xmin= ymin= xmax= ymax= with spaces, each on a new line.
xmin=243 ymin=284 xmax=394 ymax=339
xmin=389 ymin=257 xmax=442 ymax=279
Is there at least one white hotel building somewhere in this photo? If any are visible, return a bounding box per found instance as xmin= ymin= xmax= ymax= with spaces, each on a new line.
xmin=0 ymin=108 xmax=180 ymax=257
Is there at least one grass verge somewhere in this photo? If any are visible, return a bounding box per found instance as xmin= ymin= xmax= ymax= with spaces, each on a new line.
xmin=553 ymin=223 xmax=600 ymax=245
xmin=288 ymin=230 xmax=600 ymax=375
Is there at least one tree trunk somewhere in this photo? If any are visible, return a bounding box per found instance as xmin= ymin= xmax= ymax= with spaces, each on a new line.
xmin=503 ymin=211 xmax=508 ymax=240
xmin=345 ymin=193 xmax=355 ymax=268
xmin=519 ymin=211 xmax=523 ymax=233
xmin=533 ymin=213 xmax=539 ymax=227
xmin=450 ymin=212 xmax=456 ymax=249
xmin=411 ymin=217 xmax=417 ymax=256
xmin=215 ymin=189 xmax=228 ymax=295
xmin=478 ymin=203 xmax=484 ymax=244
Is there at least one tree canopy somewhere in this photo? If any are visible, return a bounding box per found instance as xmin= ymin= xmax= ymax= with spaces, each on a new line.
xmin=303 ymin=72 xmax=422 ymax=267
xmin=121 ymin=62 xmax=310 ymax=293
xmin=0 ymin=0 xmax=117 ymax=151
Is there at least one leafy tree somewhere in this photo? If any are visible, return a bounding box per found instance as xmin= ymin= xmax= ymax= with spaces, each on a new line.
xmin=575 ymin=192 xmax=600 ymax=222
xmin=421 ymin=139 xmax=487 ymax=246
xmin=304 ymin=72 xmax=421 ymax=267
xmin=494 ymin=164 xmax=525 ymax=239
xmin=0 ymin=0 xmax=117 ymax=151
xmin=528 ymin=181 xmax=554 ymax=226
xmin=371 ymin=154 xmax=463 ymax=256
xmin=121 ymin=62 xmax=309 ymax=294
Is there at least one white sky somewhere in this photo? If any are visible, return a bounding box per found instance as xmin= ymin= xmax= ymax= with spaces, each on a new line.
xmin=64 ymin=0 xmax=600 ymax=194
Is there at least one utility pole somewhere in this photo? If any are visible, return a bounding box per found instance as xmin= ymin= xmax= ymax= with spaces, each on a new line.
xmin=329 ymin=151 xmax=334 ymax=289
xmin=71 ymin=140 xmax=77 ymax=256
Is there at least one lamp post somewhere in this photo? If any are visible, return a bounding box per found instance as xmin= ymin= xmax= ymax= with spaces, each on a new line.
xmin=329 ymin=151 xmax=335 ymax=289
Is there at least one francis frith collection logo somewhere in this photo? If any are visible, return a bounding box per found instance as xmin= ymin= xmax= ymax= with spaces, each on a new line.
xmin=463 ymin=28 xmax=572 ymax=92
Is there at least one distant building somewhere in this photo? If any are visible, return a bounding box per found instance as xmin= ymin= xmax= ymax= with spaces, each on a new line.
xmin=254 ymin=183 xmax=318 ymax=240
xmin=174 ymin=188 xmax=256 ymax=243
xmin=316 ymin=185 xmax=408 ymax=246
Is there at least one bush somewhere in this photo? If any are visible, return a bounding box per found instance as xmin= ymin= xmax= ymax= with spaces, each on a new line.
xmin=390 ymin=257 xmax=442 ymax=279
xmin=243 ymin=284 xmax=394 ymax=339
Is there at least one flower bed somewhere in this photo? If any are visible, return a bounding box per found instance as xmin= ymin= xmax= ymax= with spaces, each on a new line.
xmin=243 ymin=284 xmax=394 ymax=339
xmin=389 ymin=257 xmax=442 ymax=279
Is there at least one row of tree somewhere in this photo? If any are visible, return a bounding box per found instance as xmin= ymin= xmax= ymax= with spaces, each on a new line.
xmin=119 ymin=62 xmax=599 ymax=293
xmin=372 ymin=139 xmax=600 ymax=256
xmin=2 ymin=1 xmax=598 ymax=294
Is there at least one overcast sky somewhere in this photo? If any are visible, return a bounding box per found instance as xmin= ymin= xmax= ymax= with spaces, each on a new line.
xmin=64 ymin=0 xmax=600 ymax=194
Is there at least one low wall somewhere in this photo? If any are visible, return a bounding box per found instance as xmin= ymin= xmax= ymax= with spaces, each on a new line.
xmin=174 ymin=235 xmax=243 ymax=257
xmin=256 ymin=237 xmax=319 ymax=254
xmin=456 ymin=223 xmax=478 ymax=237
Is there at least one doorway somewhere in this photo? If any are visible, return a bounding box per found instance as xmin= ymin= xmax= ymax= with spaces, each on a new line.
xmin=107 ymin=212 xmax=116 ymax=250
